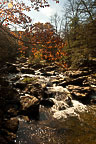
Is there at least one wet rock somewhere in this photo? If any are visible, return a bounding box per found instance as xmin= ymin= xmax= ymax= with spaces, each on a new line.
xmin=28 ymin=63 xmax=47 ymax=70
xmin=6 ymin=63 xmax=19 ymax=73
xmin=91 ymin=99 xmax=96 ymax=104
xmin=9 ymin=75 xmax=20 ymax=82
xmin=67 ymin=85 xmax=93 ymax=99
xmin=44 ymin=65 xmax=58 ymax=71
xmin=50 ymin=77 xmax=65 ymax=85
xmin=88 ymin=75 xmax=96 ymax=91
xmin=40 ymin=98 xmax=55 ymax=107
xmin=50 ymin=98 xmax=70 ymax=111
xmin=20 ymin=95 xmax=39 ymax=119
xmin=0 ymin=85 xmax=20 ymax=108
xmin=7 ymin=107 xmax=19 ymax=116
xmin=18 ymin=57 xmax=27 ymax=63
xmin=59 ymin=76 xmax=87 ymax=87
xmin=42 ymin=71 xmax=55 ymax=76
xmin=0 ymin=129 xmax=16 ymax=143
xmin=0 ymin=110 xmax=4 ymax=128
xmin=0 ymin=136 xmax=8 ymax=144
xmin=90 ymin=93 xmax=96 ymax=104
xmin=19 ymin=115 xmax=30 ymax=122
xmin=14 ymin=81 xmax=27 ymax=90
xmin=27 ymin=82 xmax=44 ymax=99
xmin=3 ymin=117 xmax=19 ymax=133
xmin=65 ymin=70 xmax=91 ymax=78
xmin=0 ymin=77 xmax=9 ymax=87
xmin=21 ymin=67 xmax=35 ymax=74
xmin=0 ymin=80 xmax=20 ymax=130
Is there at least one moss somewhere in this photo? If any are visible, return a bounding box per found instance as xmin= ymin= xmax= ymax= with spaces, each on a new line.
xmin=21 ymin=77 xmax=37 ymax=84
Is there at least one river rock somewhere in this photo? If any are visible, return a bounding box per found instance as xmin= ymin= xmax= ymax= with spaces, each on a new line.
xmin=14 ymin=81 xmax=27 ymax=90
xmin=17 ymin=57 xmax=27 ymax=63
xmin=28 ymin=63 xmax=47 ymax=70
xmin=40 ymin=98 xmax=55 ymax=107
xmin=1 ymin=128 xmax=17 ymax=142
xmin=3 ymin=117 xmax=19 ymax=133
xmin=6 ymin=62 xmax=19 ymax=73
xmin=25 ymin=82 xmax=44 ymax=99
xmin=0 ymin=136 xmax=8 ymax=144
xmin=67 ymin=85 xmax=92 ymax=99
xmin=44 ymin=65 xmax=58 ymax=71
xmin=59 ymin=76 xmax=87 ymax=87
xmin=42 ymin=71 xmax=55 ymax=76
xmin=21 ymin=67 xmax=35 ymax=74
xmin=50 ymin=98 xmax=70 ymax=111
xmin=88 ymin=75 xmax=96 ymax=91
xmin=20 ymin=95 xmax=39 ymax=119
xmin=65 ymin=70 xmax=90 ymax=78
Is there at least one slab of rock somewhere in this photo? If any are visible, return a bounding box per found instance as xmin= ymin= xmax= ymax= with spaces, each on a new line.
xmin=59 ymin=76 xmax=88 ymax=87
xmin=65 ymin=70 xmax=90 ymax=78
xmin=67 ymin=85 xmax=92 ymax=99
xmin=21 ymin=67 xmax=35 ymax=74
xmin=20 ymin=95 xmax=39 ymax=119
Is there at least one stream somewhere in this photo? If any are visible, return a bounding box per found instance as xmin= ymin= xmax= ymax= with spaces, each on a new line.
xmin=4 ymin=61 xmax=96 ymax=144
xmin=15 ymin=105 xmax=96 ymax=144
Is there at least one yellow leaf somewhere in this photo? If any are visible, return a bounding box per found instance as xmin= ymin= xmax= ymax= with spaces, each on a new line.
xmin=8 ymin=3 xmax=13 ymax=8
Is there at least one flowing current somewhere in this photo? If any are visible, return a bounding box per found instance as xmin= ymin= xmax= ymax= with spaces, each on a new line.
xmin=7 ymin=67 xmax=96 ymax=144
xmin=15 ymin=104 xmax=96 ymax=144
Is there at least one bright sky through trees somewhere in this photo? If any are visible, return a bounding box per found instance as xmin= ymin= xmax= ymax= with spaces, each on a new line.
xmin=24 ymin=0 xmax=65 ymax=23
xmin=0 ymin=0 xmax=66 ymax=30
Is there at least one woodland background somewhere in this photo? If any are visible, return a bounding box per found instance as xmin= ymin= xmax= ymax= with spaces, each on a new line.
xmin=0 ymin=0 xmax=96 ymax=69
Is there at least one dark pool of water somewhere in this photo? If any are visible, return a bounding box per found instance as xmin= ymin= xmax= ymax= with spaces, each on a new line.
xmin=15 ymin=105 xmax=96 ymax=144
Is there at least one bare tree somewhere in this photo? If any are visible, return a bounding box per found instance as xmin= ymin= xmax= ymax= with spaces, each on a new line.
xmin=50 ymin=13 xmax=64 ymax=37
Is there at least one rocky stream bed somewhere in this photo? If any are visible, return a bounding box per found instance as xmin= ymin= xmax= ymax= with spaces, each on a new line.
xmin=0 ymin=57 xmax=96 ymax=144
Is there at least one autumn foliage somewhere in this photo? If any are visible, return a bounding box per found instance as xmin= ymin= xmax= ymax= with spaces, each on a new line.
xmin=0 ymin=0 xmax=67 ymax=68
xmin=0 ymin=0 xmax=59 ymax=28
xmin=12 ymin=22 xmax=67 ymax=67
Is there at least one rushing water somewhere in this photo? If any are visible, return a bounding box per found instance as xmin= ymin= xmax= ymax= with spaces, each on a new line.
xmin=6 ymin=69 xmax=96 ymax=144
xmin=15 ymin=104 xmax=96 ymax=144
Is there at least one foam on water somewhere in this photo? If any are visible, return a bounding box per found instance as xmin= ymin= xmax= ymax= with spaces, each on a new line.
xmin=50 ymin=98 xmax=87 ymax=120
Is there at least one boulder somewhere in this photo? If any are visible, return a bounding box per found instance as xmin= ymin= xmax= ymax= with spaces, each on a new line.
xmin=14 ymin=81 xmax=27 ymax=90
xmin=20 ymin=95 xmax=39 ymax=119
xmin=3 ymin=117 xmax=19 ymax=133
xmin=27 ymin=82 xmax=44 ymax=99
xmin=40 ymin=98 xmax=55 ymax=107
xmin=0 ymin=129 xmax=16 ymax=143
xmin=6 ymin=63 xmax=19 ymax=73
